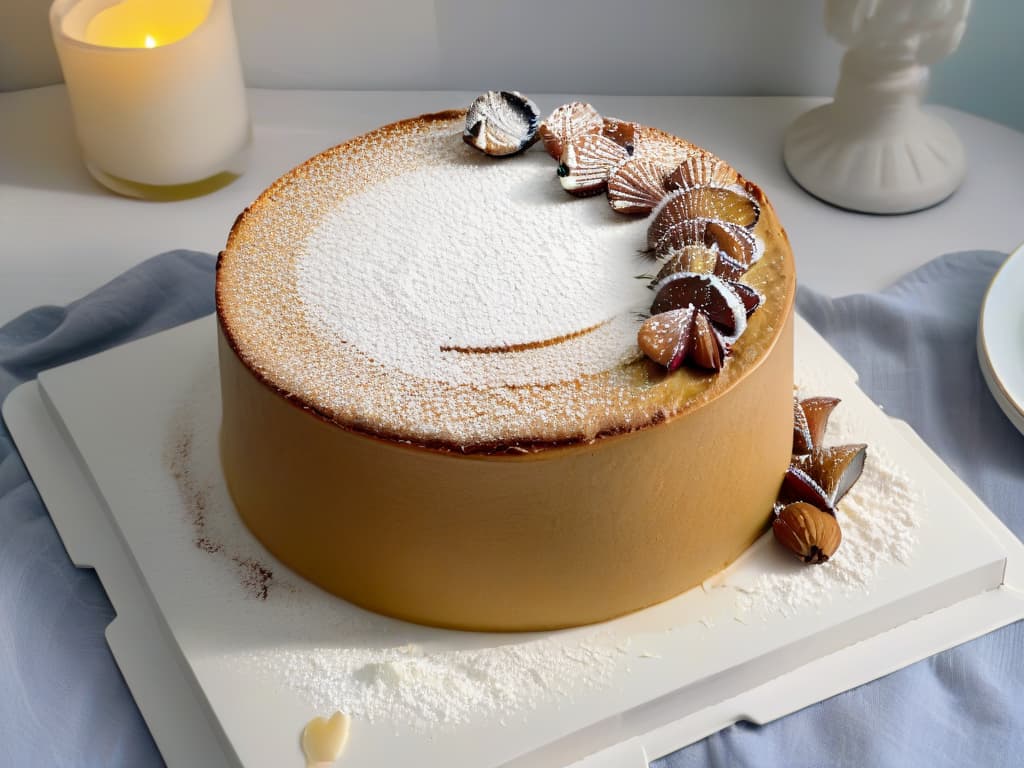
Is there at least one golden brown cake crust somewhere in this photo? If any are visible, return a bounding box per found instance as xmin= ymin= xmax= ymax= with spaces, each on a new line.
xmin=217 ymin=110 xmax=795 ymax=455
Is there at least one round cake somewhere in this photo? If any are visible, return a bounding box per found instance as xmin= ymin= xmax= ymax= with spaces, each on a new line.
xmin=216 ymin=96 xmax=796 ymax=631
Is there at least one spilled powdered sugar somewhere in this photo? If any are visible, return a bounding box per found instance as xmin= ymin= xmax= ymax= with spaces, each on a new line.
xmin=722 ymin=375 xmax=921 ymax=619
xmin=168 ymin=365 xmax=921 ymax=731
xmin=247 ymin=637 xmax=626 ymax=729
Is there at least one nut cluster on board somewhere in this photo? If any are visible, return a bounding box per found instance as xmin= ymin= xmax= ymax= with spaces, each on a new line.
xmin=772 ymin=396 xmax=869 ymax=565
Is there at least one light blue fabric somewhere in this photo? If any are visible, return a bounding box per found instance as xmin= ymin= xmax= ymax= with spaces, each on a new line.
xmin=0 ymin=251 xmax=214 ymax=767
xmin=1 ymin=250 xmax=1021 ymax=767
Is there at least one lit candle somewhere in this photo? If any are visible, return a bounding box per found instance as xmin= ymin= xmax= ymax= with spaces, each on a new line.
xmin=49 ymin=0 xmax=250 ymax=199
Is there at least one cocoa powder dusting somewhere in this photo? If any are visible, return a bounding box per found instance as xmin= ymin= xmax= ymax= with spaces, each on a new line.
xmin=233 ymin=556 xmax=273 ymax=601
xmin=169 ymin=426 xmax=273 ymax=599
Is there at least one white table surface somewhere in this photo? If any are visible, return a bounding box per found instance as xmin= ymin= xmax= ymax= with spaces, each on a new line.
xmin=3 ymin=86 xmax=1024 ymax=323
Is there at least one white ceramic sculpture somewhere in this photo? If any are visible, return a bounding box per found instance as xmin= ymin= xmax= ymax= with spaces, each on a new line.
xmin=784 ymin=0 xmax=970 ymax=214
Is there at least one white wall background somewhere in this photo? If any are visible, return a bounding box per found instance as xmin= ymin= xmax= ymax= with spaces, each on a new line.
xmin=2 ymin=0 xmax=1022 ymax=130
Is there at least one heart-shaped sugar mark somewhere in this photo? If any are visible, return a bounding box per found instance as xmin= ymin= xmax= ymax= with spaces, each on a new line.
xmin=301 ymin=711 xmax=351 ymax=766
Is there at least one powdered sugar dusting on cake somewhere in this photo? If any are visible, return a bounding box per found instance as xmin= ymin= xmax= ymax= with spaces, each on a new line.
xmin=296 ymin=145 xmax=650 ymax=386
xmin=218 ymin=113 xmax=795 ymax=449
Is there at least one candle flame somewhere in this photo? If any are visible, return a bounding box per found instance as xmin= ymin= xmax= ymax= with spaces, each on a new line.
xmin=144 ymin=34 xmax=157 ymax=48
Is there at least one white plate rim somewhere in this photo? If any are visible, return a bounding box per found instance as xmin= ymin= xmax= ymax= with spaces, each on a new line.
xmin=977 ymin=240 xmax=1024 ymax=436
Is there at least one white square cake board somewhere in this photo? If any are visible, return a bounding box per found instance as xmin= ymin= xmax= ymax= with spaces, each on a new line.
xmin=4 ymin=315 xmax=1024 ymax=768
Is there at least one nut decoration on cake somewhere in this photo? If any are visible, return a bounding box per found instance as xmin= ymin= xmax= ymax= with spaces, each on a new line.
xmin=465 ymin=95 xmax=767 ymax=375
xmin=607 ymin=158 xmax=671 ymax=214
xmin=537 ymin=101 xmax=604 ymax=162
xmin=601 ymin=117 xmax=641 ymax=153
xmin=638 ymin=274 xmax=761 ymax=372
xmin=463 ymin=90 xmax=540 ymax=157
xmin=557 ymin=133 xmax=628 ymax=196
xmin=772 ymin=396 xmax=869 ymax=564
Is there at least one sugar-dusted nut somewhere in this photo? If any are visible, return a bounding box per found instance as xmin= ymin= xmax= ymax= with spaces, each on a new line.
xmin=602 ymin=116 xmax=642 ymax=153
xmin=539 ymin=102 xmax=603 ymax=161
xmin=650 ymin=272 xmax=761 ymax=343
xmin=557 ymin=133 xmax=629 ymax=197
xmin=463 ymin=90 xmax=540 ymax=157
xmin=649 ymin=215 xmax=763 ymax=271
xmin=794 ymin=444 xmax=868 ymax=509
xmin=772 ymin=501 xmax=843 ymax=564
xmin=637 ymin=306 xmax=726 ymax=372
xmin=650 ymin=187 xmax=760 ymax=241
xmin=631 ymin=133 xmax=696 ymax=170
xmin=656 ymin=245 xmax=721 ymax=281
xmin=700 ymin=220 xmax=763 ymax=269
xmin=607 ymin=157 xmax=672 ymax=215
xmin=666 ymin=152 xmax=739 ymax=192
xmin=793 ymin=396 xmax=842 ymax=454
xmin=778 ymin=465 xmax=833 ymax=511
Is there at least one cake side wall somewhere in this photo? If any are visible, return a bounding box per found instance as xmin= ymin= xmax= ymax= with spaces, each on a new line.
xmin=216 ymin=306 xmax=794 ymax=631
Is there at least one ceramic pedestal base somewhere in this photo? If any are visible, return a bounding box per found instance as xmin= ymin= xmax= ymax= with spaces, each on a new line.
xmin=784 ymin=56 xmax=966 ymax=214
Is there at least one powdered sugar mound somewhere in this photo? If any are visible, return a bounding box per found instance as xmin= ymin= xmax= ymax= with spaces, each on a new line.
xmin=245 ymin=637 xmax=624 ymax=730
xmin=731 ymin=382 xmax=921 ymax=618
xmin=296 ymin=145 xmax=651 ymax=386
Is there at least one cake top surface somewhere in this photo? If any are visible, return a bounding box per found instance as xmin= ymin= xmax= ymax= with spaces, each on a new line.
xmin=217 ymin=108 xmax=795 ymax=452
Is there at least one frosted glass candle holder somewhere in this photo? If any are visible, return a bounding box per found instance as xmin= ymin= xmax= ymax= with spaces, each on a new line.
xmin=49 ymin=0 xmax=251 ymax=200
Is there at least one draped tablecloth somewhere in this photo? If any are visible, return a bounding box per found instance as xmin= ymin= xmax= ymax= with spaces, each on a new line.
xmin=1 ymin=250 xmax=1021 ymax=767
